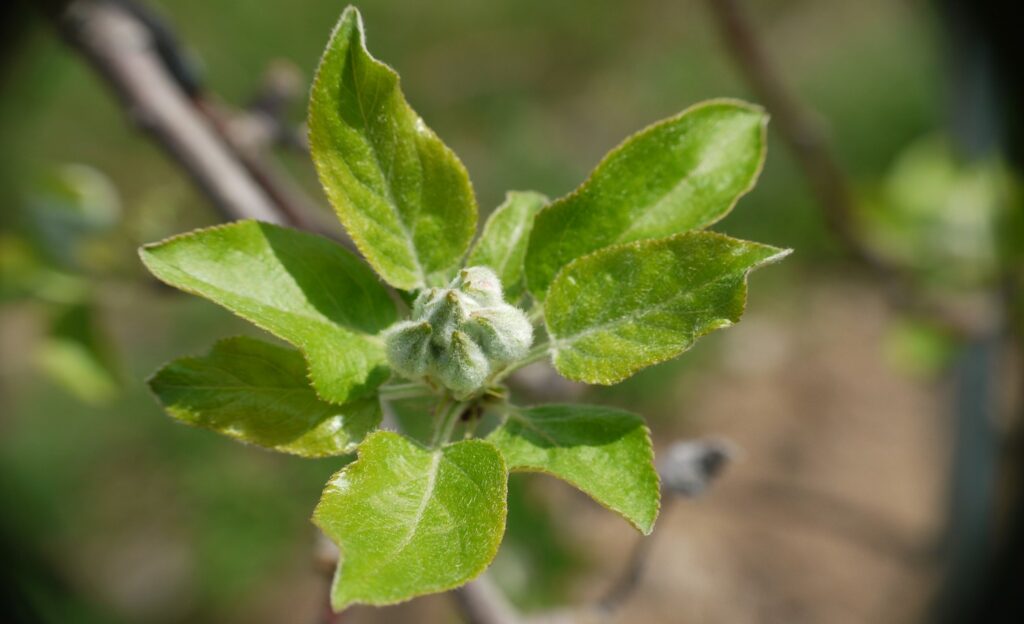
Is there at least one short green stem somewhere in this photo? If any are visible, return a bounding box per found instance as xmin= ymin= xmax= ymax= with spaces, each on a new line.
xmin=431 ymin=399 xmax=468 ymax=448
xmin=379 ymin=381 xmax=433 ymax=401
xmin=491 ymin=340 xmax=551 ymax=383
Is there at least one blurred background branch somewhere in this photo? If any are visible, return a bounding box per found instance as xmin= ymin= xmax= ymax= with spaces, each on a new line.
xmin=48 ymin=0 xmax=284 ymax=224
xmin=46 ymin=0 xmax=346 ymax=242
xmin=1 ymin=0 xmax=1020 ymax=622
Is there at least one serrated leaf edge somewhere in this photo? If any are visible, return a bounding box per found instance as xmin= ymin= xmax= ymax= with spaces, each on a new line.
xmin=543 ymin=231 xmax=791 ymax=385
xmin=525 ymin=98 xmax=769 ymax=299
xmin=467 ymin=190 xmax=550 ymax=278
xmin=313 ymin=431 xmax=509 ymax=610
xmin=146 ymin=335 xmax=378 ymax=458
xmin=490 ymin=405 xmax=660 ymax=535
xmin=308 ymin=6 xmax=478 ymax=290
xmin=138 ymin=219 xmax=392 ymax=405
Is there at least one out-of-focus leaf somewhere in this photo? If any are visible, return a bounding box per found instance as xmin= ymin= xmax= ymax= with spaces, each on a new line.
xmin=314 ymin=431 xmax=507 ymax=610
xmin=309 ymin=6 xmax=477 ymax=290
xmin=139 ymin=220 xmax=397 ymax=404
xmin=864 ymin=135 xmax=1004 ymax=286
xmin=23 ymin=164 xmax=121 ymax=270
xmin=525 ymin=100 xmax=767 ymax=298
xmin=35 ymin=301 xmax=119 ymax=404
xmin=487 ymin=404 xmax=659 ymax=534
xmin=544 ymin=232 xmax=789 ymax=384
xmin=882 ymin=318 xmax=957 ymax=377
xmin=467 ymin=191 xmax=548 ymax=300
xmin=149 ymin=337 xmax=380 ymax=457
xmin=0 ymin=233 xmax=89 ymax=304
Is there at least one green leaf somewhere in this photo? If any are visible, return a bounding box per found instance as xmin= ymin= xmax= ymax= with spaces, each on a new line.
xmin=139 ymin=220 xmax=397 ymax=404
xmin=149 ymin=337 xmax=380 ymax=457
xmin=525 ymin=99 xmax=767 ymax=298
xmin=314 ymin=431 xmax=507 ymax=610
xmin=545 ymin=232 xmax=789 ymax=384
xmin=309 ymin=6 xmax=477 ymax=290
xmin=467 ymin=191 xmax=548 ymax=299
xmin=35 ymin=301 xmax=119 ymax=405
xmin=487 ymin=404 xmax=659 ymax=534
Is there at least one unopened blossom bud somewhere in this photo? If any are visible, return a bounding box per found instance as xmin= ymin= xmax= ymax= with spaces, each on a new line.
xmin=383 ymin=320 xmax=433 ymax=378
xmin=436 ymin=330 xmax=489 ymax=396
xmin=411 ymin=287 xmax=439 ymax=318
xmin=456 ymin=266 xmax=504 ymax=307
xmin=382 ymin=266 xmax=534 ymax=395
xmin=466 ymin=306 xmax=533 ymax=364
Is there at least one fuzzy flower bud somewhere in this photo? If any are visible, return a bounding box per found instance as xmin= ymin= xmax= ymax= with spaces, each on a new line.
xmin=382 ymin=266 xmax=533 ymax=396
xmin=384 ymin=320 xmax=433 ymax=379
xmin=456 ymin=266 xmax=504 ymax=307
xmin=436 ymin=330 xmax=490 ymax=395
xmin=466 ymin=306 xmax=533 ymax=364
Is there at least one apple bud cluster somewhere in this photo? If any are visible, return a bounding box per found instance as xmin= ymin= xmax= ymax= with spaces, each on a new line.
xmin=384 ymin=267 xmax=533 ymax=396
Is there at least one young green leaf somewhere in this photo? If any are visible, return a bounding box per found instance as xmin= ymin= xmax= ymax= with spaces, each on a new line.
xmin=314 ymin=431 xmax=507 ymax=610
xmin=545 ymin=232 xmax=789 ymax=384
xmin=36 ymin=301 xmax=119 ymax=405
xmin=309 ymin=6 xmax=477 ymax=290
xmin=525 ymin=100 xmax=767 ymax=298
xmin=487 ymin=404 xmax=659 ymax=534
xmin=139 ymin=221 xmax=396 ymax=404
xmin=149 ymin=337 xmax=380 ymax=457
xmin=467 ymin=191 xmax=548 ymax=299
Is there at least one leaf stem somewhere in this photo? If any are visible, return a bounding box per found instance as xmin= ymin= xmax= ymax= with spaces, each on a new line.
xmin=379 ymin=381 xmax=434 ymax=401
xmin=490 ymin=341 xmax=551 ymax=384
xmin=528 ymin=305 xmax=544 ymax=324
xmin=431 ymin=399 xmax=467 ymax=448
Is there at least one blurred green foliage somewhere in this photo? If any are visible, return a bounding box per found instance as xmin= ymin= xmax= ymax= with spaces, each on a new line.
xmin=861 ymin=135 xmax=1008 ymax=288
xmin=0 ymin=0 xmax=946 ymax=621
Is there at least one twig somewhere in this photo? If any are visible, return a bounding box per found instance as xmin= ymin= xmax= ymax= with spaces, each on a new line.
xmin=452 ymin=577 xmax=524 ymax=624
xmin=704 ymin=0 xmax=986 ymax=338
xmin=704 ymin=0 xmax=887 ymax=274
xmin=52 ymin=0 xmax=285 ymax=224
xmin=197 ymin=95 xmax=346 ymax=239
xmin=596 ymin=520 xmax=660 ymax=616
xmin=597 ymin=439 xmax=736 ymax=615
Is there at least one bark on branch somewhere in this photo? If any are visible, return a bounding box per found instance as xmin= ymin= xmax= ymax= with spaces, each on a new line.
xmin=54 ymin=0 xmax=285 ymax=224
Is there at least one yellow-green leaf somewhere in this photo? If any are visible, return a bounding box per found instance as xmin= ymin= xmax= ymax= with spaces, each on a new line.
xmin=467 ymin=191 xmax=548 ymax=300
xmin=149 ymin=337 xmax=380 ymax=457
xmin=545 ymin=232 xmax=789 ymax=384
xmin=309 ymin=6 xmax=477 ymax=290
xmin=139 ymin=221 xmax=396 ymax=404
xmin=36 ymin=301 xmax=119 ymax=405
xmin=487 ymin=404 xmax=659 ymax=534
xmin=314 ymin=431 xmax=507 ymax=610
xmin=525 ymin=100 xmax=767 ymax=298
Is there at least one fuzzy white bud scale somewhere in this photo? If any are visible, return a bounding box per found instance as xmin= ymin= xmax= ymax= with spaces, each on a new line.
xmin=383 ymin=267 xmax=533 ymax=396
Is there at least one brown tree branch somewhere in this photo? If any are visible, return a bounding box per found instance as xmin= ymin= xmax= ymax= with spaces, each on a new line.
xmin=704 ymin=0 xmax=985 ymax=337
xmin=704 ymin=0 xmax=888 ymax=274
xmin=53 ymin=0 xmax=286 ymax=224
xmin=453 ymin=577 xmax=525 ymax=624
xmin=597 ymin=439 xmax=735 ymax=615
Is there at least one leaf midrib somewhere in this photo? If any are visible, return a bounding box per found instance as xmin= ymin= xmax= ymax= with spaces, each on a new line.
xmin=495 ymin=210 xmax=530 ymax=278
xmin=153 ymin=256 xmax=350 ymax=335
xmin=347 ymin=39 xmax=427 ymax=286
xmin=506 ymin=412 xmax=559 ymax=447
xmin=614 ymin=121 xmax=750 ymax=243
xmin=552 ymin=269 xmax=741 ymax=348
xmin=365 ymin=449 xmax=441 ymax=577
